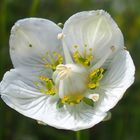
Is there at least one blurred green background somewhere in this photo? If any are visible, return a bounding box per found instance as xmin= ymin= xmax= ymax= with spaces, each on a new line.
xmin=0 ymin=0 xmax=140 ymax=140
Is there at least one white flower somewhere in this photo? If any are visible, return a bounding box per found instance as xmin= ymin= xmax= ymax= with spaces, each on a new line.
xmin=0 ymin=10 xmax=135 ymax=131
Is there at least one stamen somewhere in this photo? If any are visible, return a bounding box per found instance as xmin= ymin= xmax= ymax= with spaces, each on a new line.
xmin=39 ymin=76 xmax=49 ymax=81
xmin=88 ymin=68 xmax=104 ymax=89
xmin=36 ymin=76 xmax=56 ymax=95
xmin=42 ymin=52 xmax=63 ymax=71
xmin=73 ymin=48 xmax=93 ymax=66
xmin=61 ymin=95 xmax=84 ymax=105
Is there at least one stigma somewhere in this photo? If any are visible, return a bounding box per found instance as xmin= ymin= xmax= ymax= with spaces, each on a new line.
xmin=56 ymin=64 xmax=72 ymax=79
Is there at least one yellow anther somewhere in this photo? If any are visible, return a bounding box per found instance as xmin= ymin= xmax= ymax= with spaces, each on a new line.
xmin=46 ymin=88 xmax=56 ymax=95
xmin=43 ymin=52 xmax=63 ymax=71
xmin=37 ymin=76 xmax=56 ymax=95
xmin=73 ymin=50 xmax=93 ymax=66
xmin=69 ymin=103 xmax=75 ymax=106
xmin=76 ymin=95 xmax=83 ymax=103
xmin=88 ymin=68 xmax=104 ymax=89
xmin=39 ymin=76 xmax=49 ymax=81
xmin=61 ymin=94 xmax=83 ymax=105
xmin=55 ymin=54 xmax=63 ymax=64
xmin=61 ymin=96 xmax=69 ymax=104
xmin=72 ymin=44 xmax=94 ymax=66
xmin=88 ymin=83 xmax=97 ymax=89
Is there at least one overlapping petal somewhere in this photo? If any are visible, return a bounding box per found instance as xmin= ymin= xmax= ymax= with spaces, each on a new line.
xmin=62 ymin=10 xmax=124 ymax=63
xmin=10 ymin=18 xmax=62 ymax=81
xmin=94 ymin=50 xmax=135 ymax=113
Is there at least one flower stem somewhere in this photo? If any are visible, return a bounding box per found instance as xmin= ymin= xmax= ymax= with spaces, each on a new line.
xmin=76 ymin=131 xmax=81 ymax=140
xmin=76 ymin=130 xmax=90 ymax=140
xmin=29 ymin=0 xmax=40 ymax=16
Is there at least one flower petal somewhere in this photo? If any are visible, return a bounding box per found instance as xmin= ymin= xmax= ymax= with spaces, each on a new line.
xmin=0 ymin=70 xmax=106 ymax=131
xmin=0 ymin=70 xmax=47 ymax=114
xmin=62 ymin=10 xmax=124 ymax=61
xmin=94 ymin=50 xmax=135 ymax=113
xmin=10 ymin=18 xmax=62 ymax=80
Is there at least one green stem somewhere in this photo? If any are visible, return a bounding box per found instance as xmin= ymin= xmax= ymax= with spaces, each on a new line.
xmin=76 ymin=130 xmax=90 ymax=140
xmin=76 ymin=131 xmax=81 ymax=140
xmin=29 ymin=0 xmax=40 ymax=16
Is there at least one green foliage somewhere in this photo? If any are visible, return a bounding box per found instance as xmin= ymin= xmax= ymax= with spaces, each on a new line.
xmin=0 ymin=0 xmax=140 ymax=140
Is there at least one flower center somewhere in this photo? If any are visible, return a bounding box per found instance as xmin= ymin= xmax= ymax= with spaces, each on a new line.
xmin=35 ymin=62 xmax=105 ymax=107
xmin=53 ymin=64 xmax=88 ymax=104
xmin=35 ymin=46 xmax=107 ymax=107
